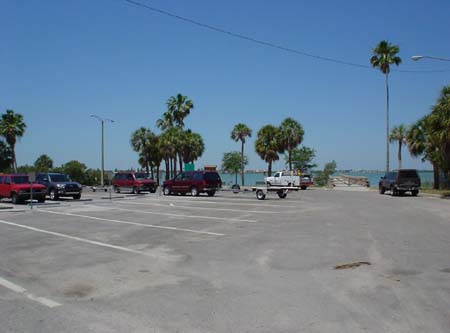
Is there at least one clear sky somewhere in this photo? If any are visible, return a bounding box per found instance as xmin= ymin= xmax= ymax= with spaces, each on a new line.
xmin=2 ymin=0 xmax=450 ymax=171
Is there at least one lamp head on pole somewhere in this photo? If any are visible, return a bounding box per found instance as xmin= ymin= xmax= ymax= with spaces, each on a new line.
xmin=411 ymin=55 xmax=424 ymax=61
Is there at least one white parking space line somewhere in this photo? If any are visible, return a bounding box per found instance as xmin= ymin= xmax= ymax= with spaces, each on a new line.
xmin=0 ymin=219 xmax=151 ymax=255
xmin=115 ymin=200 xmax=277 ymax=214
xmin=37 ymin=210 xmax=225 ymax=236
xmin=0 ymin=276 xmax=61 ymax=308
xmin=83 ymin=204 xmax=257 ymax=223
xmin=138 ymin=196 xmax=300 ymax=208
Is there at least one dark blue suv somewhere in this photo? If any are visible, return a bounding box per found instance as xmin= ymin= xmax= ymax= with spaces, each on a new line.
xmin=36 ymin=173 xmax=83 ymax=200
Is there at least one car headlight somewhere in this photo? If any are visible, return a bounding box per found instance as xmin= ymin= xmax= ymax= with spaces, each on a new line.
xmin=56 ymin=184 xmax=65 ymax=188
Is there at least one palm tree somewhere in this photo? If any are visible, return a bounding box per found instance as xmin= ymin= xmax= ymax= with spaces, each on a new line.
xmin=0 ymin=110 xmax=26 ymax=172
xmin=370 ymin=40 xmax=402 ymax=173
xmin=427 ymin=85 xmax=450 ymax=187
xmin=406 ymin=117 xmax=440 ymax=189
xmin=181 ymin=130 xmax=205 ymax=165
xmin=131 ymin=127 xmax=156 ymax=174
xmin=231 ymin=123 xmax=252 ymax=186
xmin=278 ymin=118 xmax=304 ymax=171
xmin=34 ymin=154 xmax=54 ymax=172
xmin=167 ymin=94 xmax=194 ymax=128
xmin=255 ymin=125 xmax=281 ymax=176
xmin=389 ymin=124 xmax=407 ymax=170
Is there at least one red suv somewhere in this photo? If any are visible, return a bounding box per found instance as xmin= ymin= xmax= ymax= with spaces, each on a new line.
xmin=0 ymin=174 xmax=46 ymax=204
xmin=112 ymin=172 xmax=157 ymax=194
xmin=163 ymin=171 xmax=222 ymax=196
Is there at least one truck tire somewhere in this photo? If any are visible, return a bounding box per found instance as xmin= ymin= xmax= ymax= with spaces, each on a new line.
xmin=379 ymin=185 xmax=385 ymax=194
xmin=163 ymin=186 xmax=171 ymax=196
xmin=300 ymin=186 xmax=307 ymax=190
xmin=277 ymin=191 xmax=287 ymax=199
xmin=411 ymin=190 xmax=418 ymax=196
xmin=114 ymin=185 xmax=120 ymax=193
xmin=256 ymin=190 xmax=266 ymax=200
xmin=132 ymin=186 xmax=140 ymax=194
xmin=73 ymin=194 xmax=81 ymax=200
xmin=390 ymin=186 xmax=397 ymax=197
xmin=49 ymin=189 xmax=59 ymax=200
xmin=191 ymin=186 xmax=199 ymax=197
xmin=11 ymin=193 xmax=20 ymax=205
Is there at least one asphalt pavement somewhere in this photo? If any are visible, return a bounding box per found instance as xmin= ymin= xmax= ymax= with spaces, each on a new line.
xmin=0 ymin=188 xmax=449 ymax=332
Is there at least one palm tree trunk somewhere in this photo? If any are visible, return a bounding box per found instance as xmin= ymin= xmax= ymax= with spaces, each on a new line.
xmin=432 ymin=162 xmax=440 ymax=190
xmin=145 ymin=161 xmax=150 ymax=174
xmin=178 ymin=153 xmax=183 ymax=173
xmin=235 ymin=172 xmax=238 ymax=185
xmin=268 ymin=161 xmax=272 ymax=177
xmin=165 ymin=158 xmax=170 ymax=180
xmin=156 ymin=165 xmax=160 ymax=185
xmin=288 ymin=147 xmax=292 ymax=171
xmin=241 ymin=141 xmax=245 ymax=186
xmin=173 ymin=155 xmax=177 ymax=177
xmin=398 ymin=141 xmax=402 ymax=170
xmin=11 ymin=144 xmax=17 ymax=172
xmin=386 ymin=73 xmax=390 ymax=173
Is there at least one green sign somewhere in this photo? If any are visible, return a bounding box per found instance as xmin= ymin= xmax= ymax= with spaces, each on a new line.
xmin=184 ymin=163 xmax=195 ymax=172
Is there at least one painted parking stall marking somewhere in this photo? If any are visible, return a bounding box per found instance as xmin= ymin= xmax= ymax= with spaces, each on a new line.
xmin=37 ymin=209 xmax=225 ymax=236
xmin=0 ymin=276 xmax=60 ymax=308
xmin=115 ymin=200 xmax=280 ymax=214
xmin=0 ymin=219 xmax=152 ymax=255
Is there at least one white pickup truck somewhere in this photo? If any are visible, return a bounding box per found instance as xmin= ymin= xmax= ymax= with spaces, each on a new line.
xmin=264 ymin=171 xmax=313 ymax=190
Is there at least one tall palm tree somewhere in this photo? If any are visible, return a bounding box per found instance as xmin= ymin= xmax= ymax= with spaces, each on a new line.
xmin=389 ymin=124 xmax=407 ymax=170
xmin=231 ymin=123 xmax=252 ymax=186
xmin=255 ymin=125 xmax=281 ymax=176
xmin=370 ymin=40 xmax=402 ymax=173
xmin=278 ymin=118 xmax=304 ymax=171
xmin=0 ymin=110 xmax=26 ymax=172
xmin=167 ymin=94 xmax=194 ymax=128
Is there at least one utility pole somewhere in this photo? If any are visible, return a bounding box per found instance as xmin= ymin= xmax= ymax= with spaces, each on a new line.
xmin=91 ymin=115 xmax=114 ymax=188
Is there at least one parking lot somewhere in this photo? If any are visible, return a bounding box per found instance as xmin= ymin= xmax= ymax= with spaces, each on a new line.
xmin=1 ymin=189 xmax=450 ymax=332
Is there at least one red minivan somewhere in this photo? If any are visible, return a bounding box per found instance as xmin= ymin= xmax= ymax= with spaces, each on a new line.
xmin=163 ymin=171 xmax=222 ymax=196
xmin=112 ymin=172 xmax=157 ymax=194
xmin=0 ymin=174 xmax=47 ymax=204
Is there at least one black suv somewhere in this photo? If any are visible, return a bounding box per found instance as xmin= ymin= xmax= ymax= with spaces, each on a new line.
xmin=379 ymin=169 xmax=421 ymax=196
xmin=36 ymin=173 xmax=83 ymax=200
xmin=163 ymin=171 xmax=222 ymax=196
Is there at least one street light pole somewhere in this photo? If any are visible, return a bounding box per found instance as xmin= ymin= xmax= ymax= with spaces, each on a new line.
xmin=411 ymin=55 xmax=450 ymax=62
xmin=91 ymin=115 xmax=114 ymax=188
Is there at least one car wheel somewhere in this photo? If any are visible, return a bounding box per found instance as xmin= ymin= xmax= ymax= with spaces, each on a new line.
xmin=411 ymin=190 xmax=418 ymax=196
xmin=163 ymin=186 xmax=171 ymax=196
xmin=73 ymin=194 xmax=81 ymax=200
xmin=114 ymin=186 xmax=120 ymax=193
xmin=300 ymin=186 xmax=307 ymax=190
xmin=150 ymin=188 xmax=156 ymax=193
xmin=256 ymin=189 xmax=266 ymax=200
xmin=132 ymin=186 xmax=140 ymax=194
xmin=390 ymin=186 xmax=397 ymax=197
xmin=49 ymin=189 xmax=58 ymax=200
xmin=379 ymin=185 xmax=385 ymax=194
xmin=11 ymin=193 xmax=20 ymax=205
xmin=277 ymin=191 xmax=287 ymax=199
xmin=38 ymin=197 xmax=46 ymax=203
xmin=191 ymin=186 xmax=199 ymax=197
xmin=207 ymin=190 xmax=215 ymax=197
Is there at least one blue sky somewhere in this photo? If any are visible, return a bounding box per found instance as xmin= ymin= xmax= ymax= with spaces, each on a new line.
xmin=2 ymin=0 xmax=450 ymax=171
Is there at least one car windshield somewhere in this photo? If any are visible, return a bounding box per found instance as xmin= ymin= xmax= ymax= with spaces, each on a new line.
xmin=135 ymin=173 xmax=151 ymax=179
xmin=49 ymin=174 xmax=70 ymax=182
xmin=11 ymin=176 xmax=30 ymax=184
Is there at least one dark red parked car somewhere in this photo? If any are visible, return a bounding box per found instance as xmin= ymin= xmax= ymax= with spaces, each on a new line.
xmin=112 ymin=172 xmax=157 ymax=194
xmin=0 ymin=174 xmax=46 ymax=204
xmin=163 ymin=171 xmax=222 ymax=196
